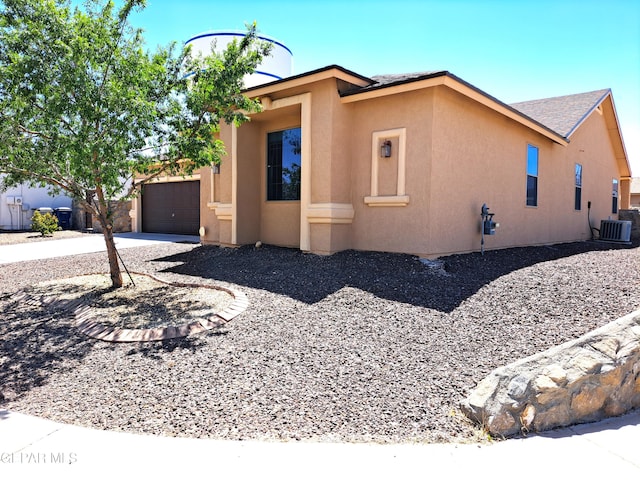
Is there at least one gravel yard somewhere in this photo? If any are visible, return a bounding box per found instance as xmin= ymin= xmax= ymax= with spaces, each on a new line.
xmin=1 ymin=238 xmax=639 ymax=444
xmin=0 ymin=229 xmax=87 ymax=245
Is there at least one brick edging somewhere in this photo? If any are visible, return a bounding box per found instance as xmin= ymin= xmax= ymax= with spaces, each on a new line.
xmin=69 ymin=272 xmax=248 ymax=343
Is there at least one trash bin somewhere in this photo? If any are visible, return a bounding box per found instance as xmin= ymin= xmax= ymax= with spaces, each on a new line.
xmin=35 ymin=207 xmax=54 ymax=214
xmin=54 ymin=207 xmax=73 ymax=230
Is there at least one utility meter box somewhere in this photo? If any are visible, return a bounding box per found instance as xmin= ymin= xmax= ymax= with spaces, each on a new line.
xmin=481 ymin=203 xmax=497 ymax=235
xmin=483 ymin=218 xmax=497 ymax=235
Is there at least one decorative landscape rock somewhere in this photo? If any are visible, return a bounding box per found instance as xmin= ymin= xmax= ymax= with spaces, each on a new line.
xmin=460 ymin=309 xmax=640 ymax=437
xmin=2 ymin=240 xmax=638 ymax=443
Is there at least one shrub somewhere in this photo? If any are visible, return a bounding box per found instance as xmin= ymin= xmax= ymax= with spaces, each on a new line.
xmin=31 ymin=210 xmax=61 ymax=237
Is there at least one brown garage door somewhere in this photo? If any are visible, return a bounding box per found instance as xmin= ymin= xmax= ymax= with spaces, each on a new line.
xmin=142 ymin=181 xmax=200 ymax=235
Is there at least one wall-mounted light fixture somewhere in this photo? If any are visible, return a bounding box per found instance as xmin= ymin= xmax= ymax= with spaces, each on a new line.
xmin=212 ymin=164 xmax=221 ymax=174
xmin=380 ymin=140 xmax=392 ymax=158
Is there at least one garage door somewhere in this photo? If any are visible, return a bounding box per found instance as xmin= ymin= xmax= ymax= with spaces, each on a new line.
xmin=142 ymin=181 xmax=200 ymax=235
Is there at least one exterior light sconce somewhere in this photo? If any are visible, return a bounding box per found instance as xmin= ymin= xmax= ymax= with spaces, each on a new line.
xmin=380 ymin=140 xmax=392 ymax=158
xmin=212 ymin=164 xmax=220 ymax=174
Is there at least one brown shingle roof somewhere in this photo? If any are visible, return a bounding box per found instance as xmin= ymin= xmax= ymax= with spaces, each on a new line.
xmin=245 ymin=64 xmax=615 ymax=146
xmin=509 ymin=89 xmax=611 ymax=138
xmin=368 ymin=71 xmax=447 ymax=88
xmin=344 ymin=71 xmax=605 ymax=141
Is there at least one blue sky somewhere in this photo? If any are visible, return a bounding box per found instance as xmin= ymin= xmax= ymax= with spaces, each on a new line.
xmin=123 ymin=0 xmax=639 ymax=175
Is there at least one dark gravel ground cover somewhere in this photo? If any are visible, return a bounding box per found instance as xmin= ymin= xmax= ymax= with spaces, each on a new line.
xmin=0 ymin=239 xmax=639 ymax=443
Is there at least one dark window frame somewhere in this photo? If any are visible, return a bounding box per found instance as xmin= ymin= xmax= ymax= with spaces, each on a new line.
xmin=575 ymin=163 xmax=582 ymax=211
xmin=526 ymin=144 xmax=539 ymax=207
xmin=266 ymin=127 xmax=302 ymax=201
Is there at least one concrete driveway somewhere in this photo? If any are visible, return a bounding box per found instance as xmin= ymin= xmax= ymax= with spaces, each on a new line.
xmin=0 ymin=232 xmax=199 ymax=264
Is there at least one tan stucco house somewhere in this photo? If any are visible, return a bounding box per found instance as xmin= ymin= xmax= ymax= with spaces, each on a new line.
xmin=132 ymin=66 xmax=632 ymax=258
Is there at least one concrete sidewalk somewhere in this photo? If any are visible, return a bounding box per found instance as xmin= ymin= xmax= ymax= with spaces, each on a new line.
xmin=0 ymin=232 xmax=200 ymax=264
xmin=0 ymin=408 xmax=638 ymax=478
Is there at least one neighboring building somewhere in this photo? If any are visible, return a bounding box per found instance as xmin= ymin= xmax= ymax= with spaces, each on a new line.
xmin=630 ymin=178 xmax=640 ymax=208
xmin=0 ymin=179 xmax=72 ymax=230
xmin=131 ymin=66 xmax=632 ymax=257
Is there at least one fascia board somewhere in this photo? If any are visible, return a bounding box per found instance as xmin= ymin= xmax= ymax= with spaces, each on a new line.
xmin=341 ymin=74 xmax=569 ymax=146
xmin=442 ymin=77 xmax=568 ymax=146
xmin=245 ymin=67 xmax=372 ymax=99
xmin=600 ymin=93 xmax=632 ymax=178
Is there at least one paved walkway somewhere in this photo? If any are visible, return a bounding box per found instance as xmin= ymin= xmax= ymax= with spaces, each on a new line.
xmin=1 ymin=233 xmax=639 ymax=477
xmin=0 ymin=232 xmax=200 ymax=264
xmin=0 ymin=408 xmax=638 ymax=478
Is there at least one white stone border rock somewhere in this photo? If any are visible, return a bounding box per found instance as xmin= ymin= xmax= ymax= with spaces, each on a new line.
xmin=460 ymin=309 xmax=640 ymax=437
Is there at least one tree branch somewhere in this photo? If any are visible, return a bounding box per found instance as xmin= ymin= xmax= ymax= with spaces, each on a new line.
xmin=1 ymin=165 xmax=79 ymax=197
xmin=17 ymin=124 xmax=52 ymax=139
xmin=33 ymin=101 xmax=78 ymax=137
xmin=97 ymin=1 xmax=142 ymax=98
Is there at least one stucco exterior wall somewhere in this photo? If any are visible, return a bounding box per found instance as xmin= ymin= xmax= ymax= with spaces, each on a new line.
xmin=200 ymin=165 xmax=220 ymax=244
xmin=423 ymin=87 xmax=621 ymax=256
xmin=201 ymin=122 xmax=237 ymax=246
xmin=196 ymin=70 xmax=629 ymax=258
xmin=258 ymin=110 xmax=302 ymax=247
xmin=236 ymin=121 xmax=261 ymax=245
xmin=349 ymin=89 xmax=434 ymax=255
xmin=427 ymin=86 xmax=587 ymax=255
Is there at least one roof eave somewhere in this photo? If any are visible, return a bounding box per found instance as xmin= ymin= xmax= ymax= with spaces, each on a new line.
xmin=243 ymin=65 xmax=373 ymax=98
xmin=599 ymin=92 xmax=632 ymax=178
xmin=564 ymin=89 xmax=612 ymax=139
xmin=341 ymin=71 xmax=568 ymax=146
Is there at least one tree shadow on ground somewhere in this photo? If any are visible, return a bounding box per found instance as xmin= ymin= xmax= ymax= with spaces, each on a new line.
xmin=0 ymin=282 xmax=216 ymax=404
xmin=0 ymin=290 xmax=96 ymax=406
xmin=84 ymin=282 xmax=232 ymax=330
xmin=153 ymin=240 xmax=638 ymax=313
xmin=124 ymin=334 xmax=216 ymax=360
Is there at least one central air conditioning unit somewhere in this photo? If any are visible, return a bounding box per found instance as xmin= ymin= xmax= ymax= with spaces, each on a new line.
xmin=599 ymin=220 xmax=632 ymax=243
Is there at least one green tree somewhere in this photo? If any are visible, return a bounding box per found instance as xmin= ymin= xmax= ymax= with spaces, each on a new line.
xmin=0 ymin=0 xmax=271 ymax=287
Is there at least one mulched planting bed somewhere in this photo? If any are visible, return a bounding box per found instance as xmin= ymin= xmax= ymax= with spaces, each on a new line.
xmin=0 ymin=240 xmax=638 ymax=443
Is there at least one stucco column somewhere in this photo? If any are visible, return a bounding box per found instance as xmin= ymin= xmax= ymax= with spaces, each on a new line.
xmin=262 ymin=92 xmax=312 ymax=251
xmin=620 ymin=177 xmax=631 ymax=210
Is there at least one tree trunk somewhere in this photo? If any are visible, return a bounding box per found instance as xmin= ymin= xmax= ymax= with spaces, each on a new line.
xmin=92 ymin=176 xmax=123 ymax=288
xmin=102 ymin=222 xmax=123 ymax=288
xmin=104 ymin=232 xmax=123 ymax=288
